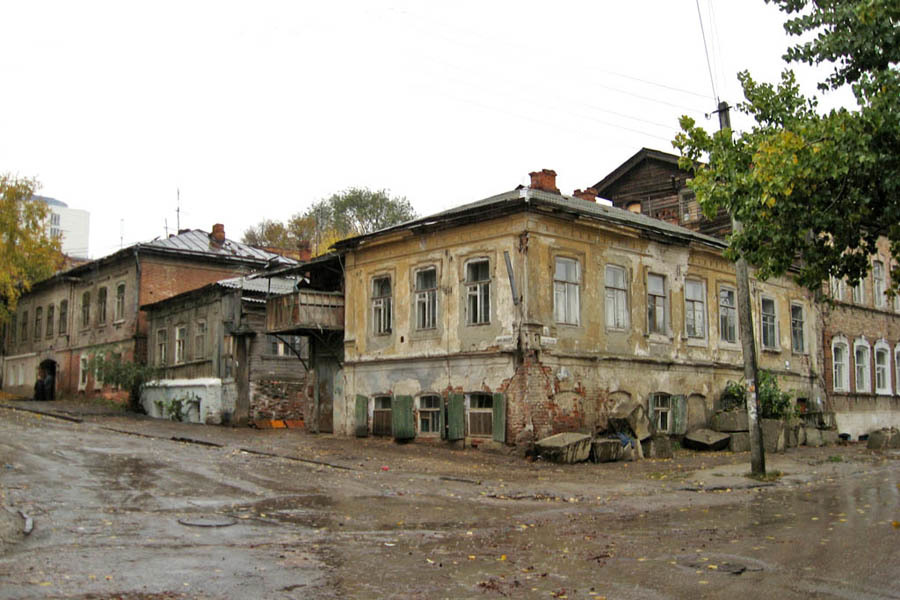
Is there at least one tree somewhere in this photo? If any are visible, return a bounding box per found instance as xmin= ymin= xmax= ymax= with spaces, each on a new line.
xmin=0 ymin=175 xmax=63 ymax=324
xmin=673 ymin=0 xmax=900 ymax=295
xmin=242 ymin=188 xmax=417 ymax=256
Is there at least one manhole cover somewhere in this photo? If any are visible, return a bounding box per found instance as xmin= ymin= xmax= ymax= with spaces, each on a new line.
xmin=177 ymin=515 xmax=237 ymax=528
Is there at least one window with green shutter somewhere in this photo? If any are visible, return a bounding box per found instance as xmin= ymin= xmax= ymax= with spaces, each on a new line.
xmin=447 ymin=394 xmax=465 ymax=441
xmin=355 ymin=395 xmax=368 ymax=437
xmin=392 ymin=395 xmax=415 ymax=441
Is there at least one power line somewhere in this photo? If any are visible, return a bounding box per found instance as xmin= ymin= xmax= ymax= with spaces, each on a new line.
xmin=695 ymin=0 xmax=719 ymax=103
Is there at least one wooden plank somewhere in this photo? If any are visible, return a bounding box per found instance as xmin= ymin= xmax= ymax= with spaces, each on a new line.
xmin=492 ymin=392 xmax=506 ymax=443
xmin=447 ymin=393 xmax=465 ymax=441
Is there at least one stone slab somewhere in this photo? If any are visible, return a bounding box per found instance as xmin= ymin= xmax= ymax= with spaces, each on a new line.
xmin=591 ymin=439 xmax=624 ymax=463
xmin=644 ymin=434 xmax=674 ymax=459
xmin=820 ymin=430 xmax=840 ymax=446
xmin=710 ymin=410 xmax=749 ymax=433
xmin=803 ymin=427 xmax=824 ymax=447
xmin=760 ymin=419 xmax=785 ymax=453
xmin=729 ymin=431 xmax=751 ymax=453
xmin=536 ymin=432 xmax=592 ymax=464
xmin=683 ymin=428 xmax=730 ymax=451
xmin=867 ymin=427 xmax=900 ymax=450
xmin=608 ymin=402 xmax=651 ymax=441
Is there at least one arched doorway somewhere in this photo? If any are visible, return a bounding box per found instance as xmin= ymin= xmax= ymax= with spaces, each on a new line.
xmin=37 ymin=359 xmax=57 ymax=401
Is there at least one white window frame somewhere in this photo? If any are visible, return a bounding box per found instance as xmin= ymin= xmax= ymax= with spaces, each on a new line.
xmin=414 ymin=267 xmax=438 ymax=330
xmin=647 ymin=273 xmax=668 ymax=335
xmin=466 ymin=392 xmax=493 ymax=437
xmin=651 ymin=392 xmax=672 ymax=433
xmin=874 ymin=341 xmax=891 ymax=395
xmin=873 ymin=261 xmax=886 ymax=308
xmin=78 ymin=356 xmax=89 ymax=390
xmin=832 ymin=337 xmax=850 ymax=392
xmin=372 ymin=276 xmax=393 ymax=335
xmin=174 ymin=325 xmax=187 ymax=364
xmin=684 ymin=279 xmax=706 ymax=339
xmin=830 ymin=276 xmax=846 ymax=302
xmin=760 ymin=296 xmax=778 ymax=350
xmin=553 ymin=257 xmax=580 ymax=326
xmin=852 ymin=279 xmax=865 ymax=305
xmin=604 ymin=264 xmax=628 ymax=330
xmin=854 ymin=338 xmax=871 ymax=393
xmin=790 ymin=303 xmax=805 ymax=354
xmin=465 ymin=259 xmax=491 ymax=325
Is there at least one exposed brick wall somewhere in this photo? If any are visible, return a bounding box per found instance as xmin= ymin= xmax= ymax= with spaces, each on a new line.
xmin=249 ymin=379 xmax=310 ymax=423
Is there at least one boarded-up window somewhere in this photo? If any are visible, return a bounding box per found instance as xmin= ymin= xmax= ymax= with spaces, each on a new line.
xmin=373 ymin=396 xmax=392 ymax=436
xmin=468 ymin=393 xmax=493 ymax=437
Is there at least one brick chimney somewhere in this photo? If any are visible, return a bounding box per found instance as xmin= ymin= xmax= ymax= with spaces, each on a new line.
xmin=211 ymin=223 xmax=226 ymax=245
xmin=529 ymin=169 xmax=559 ymax=194
xmin=573 ymin=187 xmax=598 ymax=203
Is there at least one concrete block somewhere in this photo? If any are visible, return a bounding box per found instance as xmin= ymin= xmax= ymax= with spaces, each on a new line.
xmin=804 ymin=427 xmax=824 ymax=447
xmin=608 ymin=402 xmax=651 ymax=441
xmin=867 ymin=427 xmax=900 ymax=450
xmin=729 ymin=431 xmax=751 ymax=452
xmin=644 ymin=434 xmax=674 ymax=459
xmin=591 ymin=439 xmax=624 ymax=463
xmin=820 ymin=430 xmax=840 ymax=446
xmin=760 ymin=419 xmax=785 ymax=453
xmin=683 ymin=428 xmax=730 ymax=451
xmin=536 ymin=432 xmax=592 ymax=464
xmin=710 ymin=410 xmax=749 ymax=433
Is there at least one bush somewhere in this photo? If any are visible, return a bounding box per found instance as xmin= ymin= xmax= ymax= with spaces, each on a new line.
xmin=719 ymin=371 xmax=794 ymax=420
xmin=90 ymin=352 xmax=160 ymax=412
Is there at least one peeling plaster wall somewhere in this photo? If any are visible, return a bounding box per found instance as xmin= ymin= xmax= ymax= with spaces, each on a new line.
xmin=141 ymin=378 xmax=235 ymax=424
xmin=341 ymin=208 xmax=823 ymax=444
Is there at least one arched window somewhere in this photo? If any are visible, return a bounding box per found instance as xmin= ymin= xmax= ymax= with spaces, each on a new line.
xmin=854 ymin=338 xmax=871 ymax=393
xmin=831 ymin=337 xmax=850 ymax=392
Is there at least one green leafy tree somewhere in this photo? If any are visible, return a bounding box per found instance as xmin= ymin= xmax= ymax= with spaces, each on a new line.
xmin=674 ymin=0 xmax=900 ymax=294
xmin=242 ymin=188 xmax=417 ymax=256
xmin=0 ymin=175 xmax=63 ymax=323
xmin=90 ymin=351 xmax=160 ymax=412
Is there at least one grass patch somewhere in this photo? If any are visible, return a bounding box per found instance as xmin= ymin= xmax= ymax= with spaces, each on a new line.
xmin=827 ymin=455 xmax=843 ymax=463
xmin=745 ymin=469 xmax=783 ymax=482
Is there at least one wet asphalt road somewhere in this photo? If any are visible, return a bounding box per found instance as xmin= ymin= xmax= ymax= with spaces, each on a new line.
xmin=1 ymin=405 xmax=899 ymax=599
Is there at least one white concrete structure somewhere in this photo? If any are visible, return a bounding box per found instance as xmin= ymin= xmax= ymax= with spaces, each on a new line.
xmin=37 ymin=196 xmax=90 ymax=258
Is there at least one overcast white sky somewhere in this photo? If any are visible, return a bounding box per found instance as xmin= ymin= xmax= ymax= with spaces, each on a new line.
xmin=1 ymin=1 xmax=849 ymax=258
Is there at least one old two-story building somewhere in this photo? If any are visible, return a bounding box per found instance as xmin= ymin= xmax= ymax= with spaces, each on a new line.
xmin=141 ymin=275 xmax=309 ymax=426
xmin=594 ymin=147 xmax=900 ymax=439
xmin=266 ymin=169 xmax=823 ymax=446
xmin=1 ymin=225 xmax=294 ymax=400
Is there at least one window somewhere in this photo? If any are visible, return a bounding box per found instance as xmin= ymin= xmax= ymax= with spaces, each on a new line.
xmin=372 ymin=276 xmax=392 ymax=334
xmin=156 ymin=329 xmax=168 ymax=366
xmin=81 ymin=292 xmax=90 ymax=328
xmin=651 ymin=392 xmax=672 ymax=433
xmin=59 ymin=300 xmax=68 ymax=334
xmin=97 ymin=287 xmax=107 ymax=324
xmin=896 ymin=344 xmax=900 ymax=395
xmin=719 ymin=287 xmax=737 ymax=343
xmin=684 ymin=279 xmax=706 ymax=338
xmin=115 ymin=283 xmax=125 ymax=321
xmin=175 ymin=326 xmax=187 ymax=364
xmin=79 ymin=356 xmax=89 ymax=390
xmin=647 ymin=273 xmax=667 ymax=334
xmin=195 ymin=321 xmax=207 ymax=358
xmin=832 ymin=338 xmax=850 ymax=392
xmin=46 ymin=305 xmax=54 ymax=337
xmin=875 ymin=342 xmax=891 ymax=394
xmin=373 ymin=396 xmax=392 ymax=436
xmin=854 ymin=339 xmax=871 ymax=393
xmin=852 ymin=279 xmax=865 ymax=305
xmin=419 ymin=395 xmax=441 ymax=434
xmin=21 ymin=310 xmax=28 ymax=341
xmin=605 ymin=265 xmax=628 ymax=330
xmin=790 ymin=304 xmax=805 ymax=353
xmin=415 ymin=267 xmax=437 ymax=330
xmin=34 ymin=307 xmax=42 ymax=339
xmin=468 ymin=393 xmax=493 ymax=437
xmin=554 ymin=257 xmax=580 ymax=325
xmin=830 ymin=276 xmax=845 ymax=301
xmin=873 ymin=261 xmax=886 ymax=308
xmin=761 ymin=297 xmax=777 ymax=349
xmin=466 ymin=259 xmax=490 ymax=325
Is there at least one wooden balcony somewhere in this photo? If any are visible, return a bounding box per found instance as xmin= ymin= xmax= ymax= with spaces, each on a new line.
xmin=267 ymin=290 xmax=344 ymax=334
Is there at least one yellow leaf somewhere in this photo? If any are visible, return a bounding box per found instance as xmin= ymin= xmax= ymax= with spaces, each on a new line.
xmin=499 ymin=555 xmax=507 ymax=561
xmin=468 ymin=555 xmax=476 ymax=560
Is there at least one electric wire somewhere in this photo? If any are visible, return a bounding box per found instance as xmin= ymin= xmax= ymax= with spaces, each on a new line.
xmin=695 ymin=0 xmax=719 ymax=103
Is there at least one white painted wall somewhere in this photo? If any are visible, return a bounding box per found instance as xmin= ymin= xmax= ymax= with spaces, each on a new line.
xmin=141 ymin=378 xmax=236 ymax=424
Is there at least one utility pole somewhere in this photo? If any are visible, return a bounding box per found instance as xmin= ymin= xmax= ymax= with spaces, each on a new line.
xmin=176 ymin=188 xmax=181 ymax=232
xmin=718 ymin=100 xmax=766 ymax=475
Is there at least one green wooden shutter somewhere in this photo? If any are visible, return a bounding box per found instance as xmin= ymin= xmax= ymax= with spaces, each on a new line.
xmin=492 ymin=393 xmax=506 ymax=443
xmin=355 ymin=395 xmax=368 ymax=437
xmin=447 ymin=393 xmax=465 ymax=441
xmin=672 ymin=394 xmax=687 ymax=435
xmin=647 ymin=394 xmax=657 ymax=433
xmin=392 ymin=395 xmax=415 ymax=440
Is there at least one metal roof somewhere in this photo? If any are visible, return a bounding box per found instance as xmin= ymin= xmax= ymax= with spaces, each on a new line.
xmin=142 ymin=229 xmax=294 ymax=265
xmin=334 ymin=186 xmax=726 ymax=251
xmin=217 ymin=276 xmax=299 ymax=296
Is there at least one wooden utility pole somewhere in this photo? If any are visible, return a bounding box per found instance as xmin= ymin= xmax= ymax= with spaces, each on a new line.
xmin=719 ymin=101 xmax=766 ymax=475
